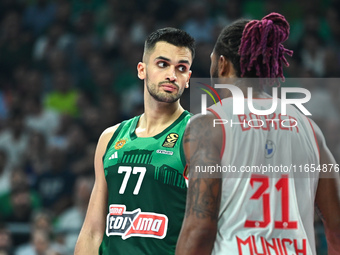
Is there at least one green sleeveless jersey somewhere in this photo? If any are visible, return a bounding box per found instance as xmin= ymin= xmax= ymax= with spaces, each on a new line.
xmin=99 ymin=111 xmax=190 ymax=255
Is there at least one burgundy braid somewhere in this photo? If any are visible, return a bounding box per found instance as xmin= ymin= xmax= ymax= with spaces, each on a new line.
xmin=238 ymin=13 xmax=293 ymax=82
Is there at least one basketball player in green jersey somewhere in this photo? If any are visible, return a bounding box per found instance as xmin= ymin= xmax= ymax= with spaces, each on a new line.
xmin=75 ymin=28 xmax=195 ymax=255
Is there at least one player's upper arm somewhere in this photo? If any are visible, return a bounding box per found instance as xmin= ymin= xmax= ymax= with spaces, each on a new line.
xmin=76 ymin=123 xmax=120 ymax=249
xmin=89 ymin=123 xmax=121 ymax=224
xmin=176 ymin=114 xmax=223 ymax=255
xmin=309 ymin=118 xmax=337 ymax=175
xmin=310 ymin=119 xmax=340 ymax=232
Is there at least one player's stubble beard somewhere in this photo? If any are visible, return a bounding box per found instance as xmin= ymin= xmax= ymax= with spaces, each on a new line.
xmin=211 ymin=68 xmax=218 ymax=79
xmin=145 ymin=72 xmax=184 ymax=103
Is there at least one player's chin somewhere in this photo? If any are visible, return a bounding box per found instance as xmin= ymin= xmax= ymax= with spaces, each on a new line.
xmin=157 ymin=93 xmax=180 ymax=103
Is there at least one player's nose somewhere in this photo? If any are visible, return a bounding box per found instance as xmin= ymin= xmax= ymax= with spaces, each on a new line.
xmin=165 ymin=65 xmax=177 ymax=82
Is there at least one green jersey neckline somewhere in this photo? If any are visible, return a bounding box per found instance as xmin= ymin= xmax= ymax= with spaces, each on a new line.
xmin=129 ymin=110 xmax=190 ymax=140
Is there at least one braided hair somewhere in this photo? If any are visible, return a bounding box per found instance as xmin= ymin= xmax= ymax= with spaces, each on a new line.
xmin=214 ymin=13 xmax=293 ymax=82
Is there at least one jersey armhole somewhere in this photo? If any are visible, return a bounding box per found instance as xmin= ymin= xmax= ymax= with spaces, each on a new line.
xmin=180 ymin=117 xmax=190 ymax=180
xmin=102 ymin=121 xmax=128 ymax=160
xmin=306 ymin=117 xmax=320 ymax=161
xmin=179 ymin=110 xmax=193 ymax=180
xmin=179 ymin=131 xmax=186 ymax=169
xmin=183 ymin=164 xmax=188 ymax=181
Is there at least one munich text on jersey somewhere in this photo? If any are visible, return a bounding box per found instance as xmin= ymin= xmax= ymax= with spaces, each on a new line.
xmin=236 ymin=235 xmax=307 ymax=255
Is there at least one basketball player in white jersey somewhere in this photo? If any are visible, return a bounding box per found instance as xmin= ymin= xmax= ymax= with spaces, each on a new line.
xmin=176 ymin=13 xmax=340 ymax=255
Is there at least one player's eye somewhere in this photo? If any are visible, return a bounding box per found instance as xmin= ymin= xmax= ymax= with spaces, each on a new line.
xmin=178 ymin=65 xmax=187 ymax=72
xmin=157 ymin=61 xmax=168 ymax=68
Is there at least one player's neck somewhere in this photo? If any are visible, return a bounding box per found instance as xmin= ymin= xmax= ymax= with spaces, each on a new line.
xmin=217 ymin=77 xmax=271 ymax=99
xmin=218 ymin=82 xmax=270 ymax=99
xmin=136 ymin=99 xmax=184 ymax=137
xmin=238 ymin=83 xmax=271 ymax=98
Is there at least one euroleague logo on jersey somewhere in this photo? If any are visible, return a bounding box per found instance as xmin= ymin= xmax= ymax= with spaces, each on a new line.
xmin=162 ymin=133 xmax=179 ymax=148
xmin=106 ymin=204 xmax=168 ymax=240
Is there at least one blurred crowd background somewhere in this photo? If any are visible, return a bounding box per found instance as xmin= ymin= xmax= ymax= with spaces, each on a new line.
xmin=0 ymin=0 xmax=339 ymax=254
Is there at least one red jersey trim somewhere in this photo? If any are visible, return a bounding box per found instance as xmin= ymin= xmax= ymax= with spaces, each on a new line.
xmin=183 ymin=164 xmax=188 ymax=180
xmin=306 ymin=118 xmax=320 ymax=160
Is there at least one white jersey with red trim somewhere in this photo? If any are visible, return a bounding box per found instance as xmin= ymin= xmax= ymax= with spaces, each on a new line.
xmin=208 ymin=97 xmax=319 ymax=255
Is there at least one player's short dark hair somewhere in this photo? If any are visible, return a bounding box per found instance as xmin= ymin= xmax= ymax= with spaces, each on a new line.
xmin=214 ymin=19 xmax=249 ymax=78
xmin=144 ymin=27 xmax=195 ymax=60
xmin=214 ymin=13 xmax=292 ymax=81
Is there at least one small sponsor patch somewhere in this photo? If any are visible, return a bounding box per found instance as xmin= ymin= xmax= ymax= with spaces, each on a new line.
xmin=115 ymin=139 xmax=127 ymax=150
xmin=162 ymin=133 xmax=179 ymax=148
xmin=156 ymin=149 xmax=174 ymax=155
xmin=265 ymin=140 xmax=275 ymax=158
xmin=106 ymin=204 xmax=168 ymax=240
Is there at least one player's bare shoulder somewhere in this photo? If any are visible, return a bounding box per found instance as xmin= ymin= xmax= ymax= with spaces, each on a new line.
xmin=184 ymin=113 xmax=223 ymax=168
xmin=102 ymin=124 xmax=121 ymax=138
xmin=185 ymin=113 xmax=217 ymax=137
xmin=96 ymin=123 xmax=121 ymax=152
xmin=185 ymin=112 xmax=223 ymax=147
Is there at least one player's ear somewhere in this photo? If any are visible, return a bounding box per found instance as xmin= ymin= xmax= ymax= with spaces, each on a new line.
xmin=219 ymin=55 xmax=236 ymax=78
xmin=137 ymin=62 xmax=146 ymax=80
xmin=185 ymin=70 xmax=192 ymax=88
